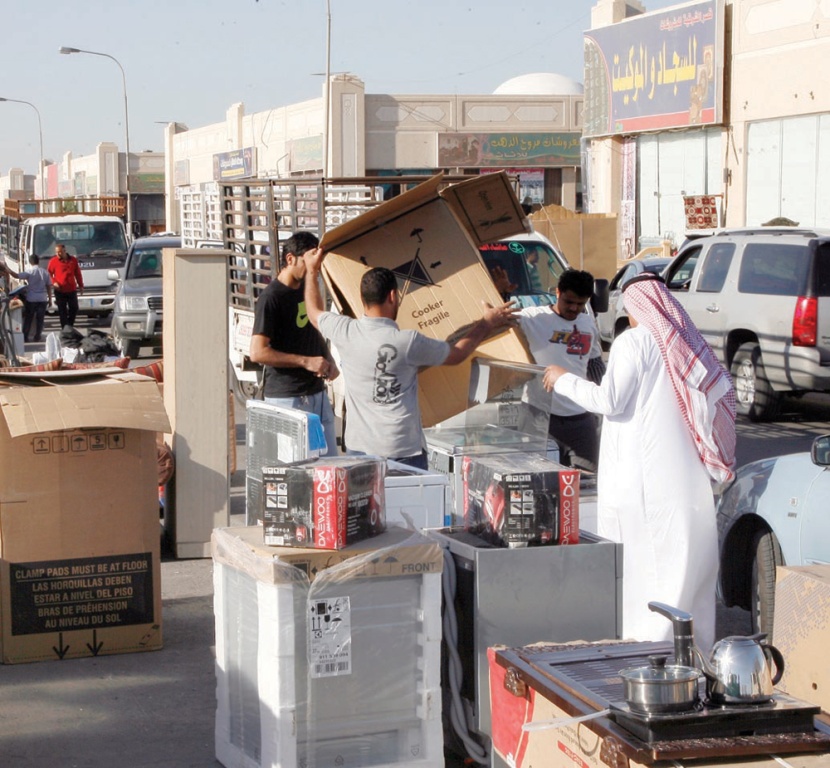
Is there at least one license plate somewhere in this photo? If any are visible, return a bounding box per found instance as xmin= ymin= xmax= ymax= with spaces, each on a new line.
xmin=78 ymin=298 xmax=92 ymax=309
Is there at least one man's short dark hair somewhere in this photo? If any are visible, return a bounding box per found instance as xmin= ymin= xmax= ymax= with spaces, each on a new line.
xmin=557 ymin=269 xmax=594 ymax=298
xmin=280 ymin=231 xmax=319 ymax=269
xmin=28 ymin=254 xmax=39 ymax=265
xmin=361 ymin=267 xmax=397 ymax=306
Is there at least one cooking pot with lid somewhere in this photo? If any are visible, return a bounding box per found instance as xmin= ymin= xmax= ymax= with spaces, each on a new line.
xmin=619 ymin=655 xmax=701 ymax=715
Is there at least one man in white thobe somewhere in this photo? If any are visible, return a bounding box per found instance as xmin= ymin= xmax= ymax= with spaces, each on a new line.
xmin=543 ymin=274 xmax=736 ymax=652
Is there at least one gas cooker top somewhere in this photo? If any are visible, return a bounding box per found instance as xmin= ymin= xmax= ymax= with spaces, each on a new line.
xmin=495 ymin=640 xmax=830 ymax=762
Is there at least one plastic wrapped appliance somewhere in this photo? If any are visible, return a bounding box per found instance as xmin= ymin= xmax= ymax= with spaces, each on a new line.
xmin=245 ymin=401 xmax=326 ymax=525
xmin=213 ymin=525 xmax=444 ymax=768
xmin=385 ymin=460 xmax=451 ymax=530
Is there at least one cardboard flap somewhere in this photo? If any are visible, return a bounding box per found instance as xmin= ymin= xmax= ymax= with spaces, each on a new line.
xmin=321 ymin=174 xmax=445 ymax=252
xmin=0 ymin=379 xmax=171 ymax=437
xmin=439 ymin=171 xmax=530 ymax=245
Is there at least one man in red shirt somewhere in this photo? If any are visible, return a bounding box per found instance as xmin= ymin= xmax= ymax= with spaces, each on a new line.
xmin=48 ymin=243 xmax=84 ymax=328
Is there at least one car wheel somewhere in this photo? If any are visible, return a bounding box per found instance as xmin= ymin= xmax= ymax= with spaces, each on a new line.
xmin=750 ymin=528 xmax=782 ymax=639
xmin=230 ymin=370 xmax=260 ymax=405
xmin=122 ymin=339 xmax=141 ymax=359
xmin=730 ymin=342 xmax=781 ymax=421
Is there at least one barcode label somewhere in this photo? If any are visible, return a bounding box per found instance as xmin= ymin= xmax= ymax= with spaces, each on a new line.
xmin=312 ymin=661 xmax=350 ymax=675
xmin=308 ymin=596 xmax=352 ymax=679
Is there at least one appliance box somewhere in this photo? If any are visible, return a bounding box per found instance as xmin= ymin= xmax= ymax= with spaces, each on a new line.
xmin=460 ymin=452 xmax=579 ymax=546
xmin=261 ymin=456 xmax=386 ymax=549
xmin=0 ymin=374 xmax=170 ymax=664
xmin=773 ymin=564 xmax=830 ymax=712
xmin=212 ymin=525 xmax=444 ymax=768
xmin=319 ymin=172 xmax=532 ymax=428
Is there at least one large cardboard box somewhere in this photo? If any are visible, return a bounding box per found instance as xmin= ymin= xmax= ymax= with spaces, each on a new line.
xmin=773 ymin=564 xmax=830 ymax=712
xmin=320 ymin=172 xmax=533 ymax=427
xmin=529 ymin=204 xmax=619 ymax=281
xmin=0 ymin=373 xmax=171 ymax=663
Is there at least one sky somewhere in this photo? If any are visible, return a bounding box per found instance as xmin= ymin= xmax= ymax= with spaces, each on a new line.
xmin=0 ymin=0 xmax=682 ymax=176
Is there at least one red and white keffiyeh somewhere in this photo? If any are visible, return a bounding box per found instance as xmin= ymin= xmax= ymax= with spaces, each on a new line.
xmin=623 ymin=276 xmax=737 ymax=484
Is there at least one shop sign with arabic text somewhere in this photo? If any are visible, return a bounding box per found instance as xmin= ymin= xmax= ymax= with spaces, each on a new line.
xmin=438 ymin=132 xmax=581 ymax=167
xmin=583 ymin=0 xmax=724 ymax=138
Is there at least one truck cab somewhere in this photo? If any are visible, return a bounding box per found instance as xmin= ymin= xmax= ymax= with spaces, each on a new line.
xmin=16 ymin=214 xmax=129 ymax=317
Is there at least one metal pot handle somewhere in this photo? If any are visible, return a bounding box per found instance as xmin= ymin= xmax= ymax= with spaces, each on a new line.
xmin=762 ymin=642 xmax=786 ymax=685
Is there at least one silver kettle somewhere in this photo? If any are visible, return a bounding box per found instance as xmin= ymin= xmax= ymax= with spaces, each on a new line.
xmin=704 ymin=633 xmax=785 ymax=705
xmin=646 ymin=602 xmax=786 ymax=706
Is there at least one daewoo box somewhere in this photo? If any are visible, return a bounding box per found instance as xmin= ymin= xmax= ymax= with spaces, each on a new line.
xmin=261 ymin=456 xmax=386 ymax=549
xmin=320 ymin=172 xmax=533 ymax=427
xmin=0 ymin=371 xmax=171 ymax=664
xmin=460 ymin=452 xmax=579 ymax=547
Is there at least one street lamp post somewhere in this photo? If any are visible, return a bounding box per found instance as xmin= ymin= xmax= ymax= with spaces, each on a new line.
xmin=59 ymin=46 xmax=133 ymax=234
xmin=0 ymin=97 xmax=45 ymax=200
xmin=323 ymin=0 xmax=331 ymax=179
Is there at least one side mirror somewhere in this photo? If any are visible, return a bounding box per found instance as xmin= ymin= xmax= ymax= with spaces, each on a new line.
xmin=591 ymin=279 xmax=609 ymax=314
xmin=107 ymin=269 xmax=120 ymax=282
xmin=811 ymin=434 xmax=830 ymax=466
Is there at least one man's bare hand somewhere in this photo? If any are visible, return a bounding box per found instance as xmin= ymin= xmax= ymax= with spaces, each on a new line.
xmin=542 ymin=364 xmax=569 ymax=392
xmin=303 ymin=247 xmax=325 ymax=273
xmin=306 ymin=355 xmax=332 ymax=378
xmin=482 ymin=300 xmax=519 ymax=330
xmin=326 ymin=359 xmax=340 ymax=382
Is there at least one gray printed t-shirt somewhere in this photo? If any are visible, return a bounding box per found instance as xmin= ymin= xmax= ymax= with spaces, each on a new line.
xmin=319 ymin=312 xmax=450 ymax=459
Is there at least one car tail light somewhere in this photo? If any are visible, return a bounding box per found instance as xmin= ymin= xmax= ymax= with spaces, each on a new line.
xmin=792 ymin=296 xmax=817 ymax=346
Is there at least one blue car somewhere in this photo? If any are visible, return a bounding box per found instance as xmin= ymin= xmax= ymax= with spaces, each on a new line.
xmin=717 ymin=434 xmax=830 ymax=638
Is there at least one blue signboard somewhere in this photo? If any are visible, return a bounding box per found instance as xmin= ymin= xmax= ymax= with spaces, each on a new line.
xmin=213 ymin=147 xmax=257 ymax=181
xmin=583 ymin=0 xmax=723 ymax=137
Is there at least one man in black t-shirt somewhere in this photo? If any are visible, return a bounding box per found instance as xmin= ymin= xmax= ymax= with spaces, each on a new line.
xmin=250 ymin=231 xmax=339 ymax=455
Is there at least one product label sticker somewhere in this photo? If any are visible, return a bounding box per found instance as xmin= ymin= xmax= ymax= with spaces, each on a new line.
xmin=308 ymin=596 xmax=352 ymax=678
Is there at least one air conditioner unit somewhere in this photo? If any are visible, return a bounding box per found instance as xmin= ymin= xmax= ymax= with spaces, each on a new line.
xmin=245 ymin=401 xmax=324 ymax=525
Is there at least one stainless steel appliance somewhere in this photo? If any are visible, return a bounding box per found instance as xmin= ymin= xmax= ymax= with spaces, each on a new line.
xmin=427 ymin=528 xmax=622 ymax=740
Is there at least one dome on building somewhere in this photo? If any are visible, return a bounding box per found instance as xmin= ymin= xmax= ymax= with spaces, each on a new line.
xmin=493 ymin=72 xmax=583 ymax=96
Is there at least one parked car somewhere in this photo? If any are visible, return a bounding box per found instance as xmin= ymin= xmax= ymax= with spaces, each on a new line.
xmin=596 ymin=256 xmax=671 ymax=348
xmin=662 ymin=227 xmax=830 ymax=420
xmin=717 ymin=434 xmax=830 ymax=639
xmin=109 ymin=233 xmax=180 ymax=358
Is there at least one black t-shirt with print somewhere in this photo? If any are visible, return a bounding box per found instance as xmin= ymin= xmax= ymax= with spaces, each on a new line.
xmin=252 ymin=279 xmax=328 ymax=398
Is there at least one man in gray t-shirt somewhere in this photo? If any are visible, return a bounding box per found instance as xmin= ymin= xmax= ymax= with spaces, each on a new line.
xmin=305 ymin=250 xmax=518 ymax=469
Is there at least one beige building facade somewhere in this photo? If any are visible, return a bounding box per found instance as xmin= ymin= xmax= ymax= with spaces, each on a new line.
xmin=164 ymin=75 xmax=585 ymax=233
xmin=585 ymin=0 xmax=830 ymax=253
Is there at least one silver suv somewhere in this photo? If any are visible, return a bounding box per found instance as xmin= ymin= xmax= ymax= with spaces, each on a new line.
xmin=663 ymin=227 xmax=830 ymax=420
xmin=108 ymin=234 xmax=179 ymax=358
